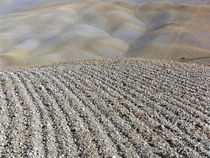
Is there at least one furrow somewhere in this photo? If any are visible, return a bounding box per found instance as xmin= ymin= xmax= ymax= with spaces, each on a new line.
xmin=89 ymin=65 xmax=209 ymax=156
xmin=5 ymin=72 xmax=45 ymax=157
xmin=114 ymin=67 xmax=210 ymax=156
xmin=102 ymin=65 xmax=209 ymax=146
xmin=12 ymin=71 xmax=46 ymax=157
xmin=107 ymin=63 xmax=209 ymax=114
xmin=103 ymin=63 xmax=209 ymax=123
xmin=29 ymin=69 xmax=100 ymax=158
xmin=102 ymin=65 xmax=209 ymax=156
xmin=131 ymin=64 xmax=210 ymax=112
xmin=115 ymin=60 xmax=208 ymax=97
xmin=52 ymin=67 xmax=162 ymax=157
xmin=49 ymin=67 xmax=141 ymax=158
xmin=133 ymin=60 xmax=208 ymax=86
xmin=0 ymin=72 xmax=26 ymax=157
xmin=135 ymin=62 xmax=209 ymax=101
xmin=0 ymin=74 xmax=10 ymax=157
xmin=74 ymin=67 xmax=187 ymax=157
xmin=41 ymin=70 xmax=122 ymax=157
xmin=153 ymin=62 xmax=209 ymax=84
xmin=18 ymin=70 xmax=58 ymax=157
xmin=71 ymin=68 xmax=182 ymax=157
xmin=22 ymin=70 xmax=80 ymax=158
xmin=0 ymin=58 xmax=209 ymax=157
xmin=83 ymin=66 xmax=207 ymax=157
xmin=115 ymin=64 xmax=210 ymax=124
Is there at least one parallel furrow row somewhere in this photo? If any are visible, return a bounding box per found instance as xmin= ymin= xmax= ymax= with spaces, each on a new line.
xmin=21 ymin=70 xmax=80 ymax=157
xmin=42 ymin=70 xmax=124 ymax=157
xmin=30 ymin=69 xmax=102 ymax=157
xmin=93 ymin=65 xmax=209 ymax=155
xmin=131 ymin=64 xmax=209 ymax=111
xmin=102 ymin=65 xmax=209 ymax=153
xmin=137 ymin=62 xmax=208 ymax=95
xmin=104 ymin=64 xmax=209 ymax=119
xmin=82 ymin=66 xmax=208 ymax=157
xmin=49 ymin=68 xmax=142 ymax=157
xmin=15 ymin=71 xmax=59 ymax=157
xmin=8 ymin=72 xmax=44 ymax=157
xmin=67 ymin=68 xmax=181 ymax=157
xmin=0 ymin=74 xmax=10 ymax=157
xmin=0 ymin=59 xmax=209 ymax=158
xmin=13 ymin=72 xmax=46 ymax=157
xmin=0 ymin=72 xmax=26 ymax=157
xmin=107 ymin=63 xmax=209 ymax=112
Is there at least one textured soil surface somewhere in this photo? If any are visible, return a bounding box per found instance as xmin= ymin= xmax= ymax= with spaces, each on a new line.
xmin=0 ymin=58 xmax=209 ymax=157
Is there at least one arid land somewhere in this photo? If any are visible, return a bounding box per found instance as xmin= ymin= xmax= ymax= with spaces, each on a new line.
xmin=0 ymin=58 xmax=209 ymax=157
xmin=0 ymin=0 xmax=209 ymax=157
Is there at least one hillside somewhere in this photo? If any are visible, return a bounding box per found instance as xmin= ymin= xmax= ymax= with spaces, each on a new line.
xmin=0 ymin=1 xmax=210 ymax=69
xmin=0 ymin=58 xmax=209 ymax=157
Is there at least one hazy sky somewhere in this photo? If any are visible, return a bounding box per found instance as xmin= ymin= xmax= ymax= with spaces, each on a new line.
xmin=0 ymin=0 xmax=209 ymax=16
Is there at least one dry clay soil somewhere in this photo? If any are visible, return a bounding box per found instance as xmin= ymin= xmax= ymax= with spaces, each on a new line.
xmin=0 ymin=58 xmax=209 ymax=157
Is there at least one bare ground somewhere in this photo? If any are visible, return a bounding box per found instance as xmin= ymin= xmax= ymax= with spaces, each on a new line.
xmin=0 ymin=58 xmax=209 ymax=157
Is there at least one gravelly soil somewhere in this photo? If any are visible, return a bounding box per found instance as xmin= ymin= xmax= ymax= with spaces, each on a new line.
xmin=0 ymin=58 xmax=209 ymax=158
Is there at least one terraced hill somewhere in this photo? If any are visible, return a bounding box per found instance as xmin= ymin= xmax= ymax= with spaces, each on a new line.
xmin=0 ymin=58 xmax=209 ymax=157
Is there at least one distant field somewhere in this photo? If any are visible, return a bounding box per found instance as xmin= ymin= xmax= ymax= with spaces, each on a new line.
xmin=0 ymin=0 xmax=210 ymax=69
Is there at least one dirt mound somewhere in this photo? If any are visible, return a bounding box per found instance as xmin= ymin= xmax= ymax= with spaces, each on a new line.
xmin=0 ymin=58 xmax=209 ymax=157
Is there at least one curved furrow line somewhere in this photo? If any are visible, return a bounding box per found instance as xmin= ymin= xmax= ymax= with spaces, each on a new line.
xmin=16 ymin=70 xmax=84 ymax=158
xmin=75 ymin=67 xmax=195 ymax=157
xmin=83 ymin=66 xmax=207 ymax=157
xmin=0 ymin=75 xmax=10 ymax=157
xmin=49 ymin=68 xmax=142 ymax=158
xmin=41 ymin=70 xmax=123 ymax=158
xmin=0 ymin=58 xmax=209 ymax=157
xmin=6 ymin=72 xmax=44 ymax=157
xmin=12 ymin=71 xmax=46 ymax=157
xmin=119 ymin=65 xmax=210 ymax=121
xmin=68 ymin=68 xmax=182 ymax=157
xmin=36 ymin=69 xmax=108 ymax=157
xmin=121 ymin=75 xmax=210 ymax=155
xmin=55 ymin=67 xmax=172 ymax=157
xmin=135 ymin=62 xmax=209 ymax=98
xmin=100 ymin=65 xmax=209 ymax=144
xmin=0 ymin=72 xmax=27 ymax=157
xmin=23 ymin=70 xmax=82 ymax=158
xmin=50 ymin=67 xmax=151 ymax=157
xmin=156 ymin=62 xmax=210 ymax=83
xmin=123 ymin=61 xmax=208 ymax=96
xmin=105 ymin=64 xmax=209 ymax=120
xmin=29 ymin=69 xmax=100 ymax=158
xmin=141 ymin=60 xmax=209 ymax=84
xmin=89 ymin=65 xmax=209 ymax=155
xmin=107 ymin=63 xmax=209 ymax=113
xmin=17 ymin=71 xmax=58 ymax=157
xmin=131 ymin=64 xmax=210 ymax=112
xmin=100 ymin=65 xmax=210 ymax=155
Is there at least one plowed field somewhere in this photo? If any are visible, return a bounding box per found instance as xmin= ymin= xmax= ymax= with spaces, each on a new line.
xmin=0 ymin=58 xmax=209 ymax=157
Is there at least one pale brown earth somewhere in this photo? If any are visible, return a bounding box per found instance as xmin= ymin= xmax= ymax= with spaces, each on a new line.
xmin=0 ymin=1 xmax=210 ymax=157
xmin=0 ymin=0 xmax=210 ymax=69
xmin=0 ymin=58 xmax=209 ymax=157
